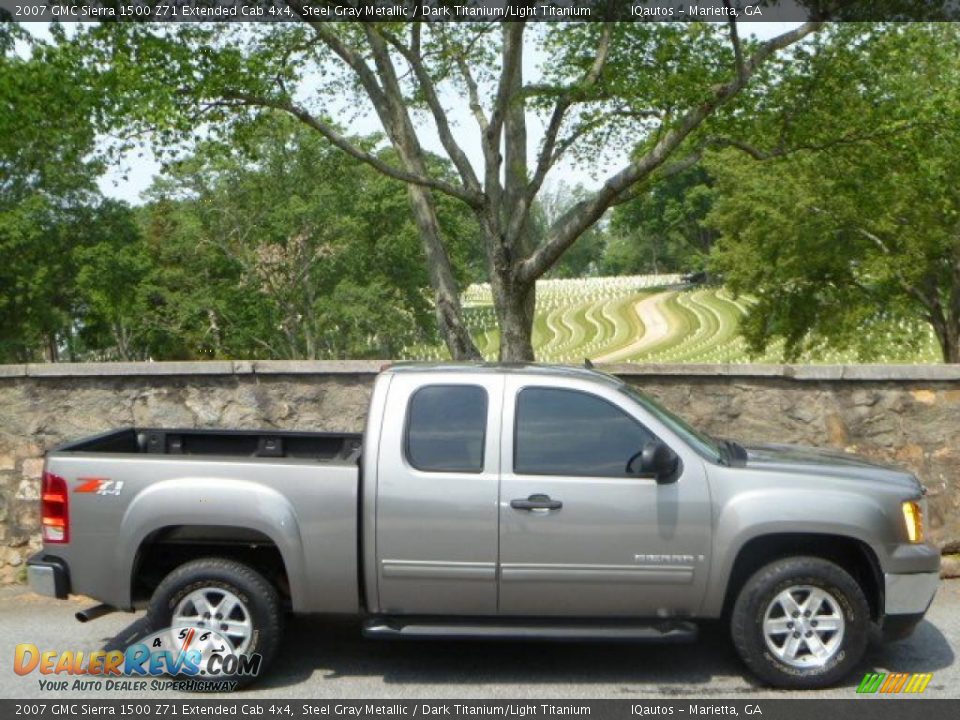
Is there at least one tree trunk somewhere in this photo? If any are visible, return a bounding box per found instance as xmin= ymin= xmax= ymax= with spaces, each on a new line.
xmin=44 ymin=333 xmax=59 ymax=363
xmin=933 ymin=317 xmax=959 ymax=363
xmin=492 ymin=272 xmax=536 ymax=362
xmin=378 ymin=115 xmax=480 ymax=361
xmin=112 ymin=322 xmax=131 ymax=361
xmin=493 ymin=24 xmax=536 ymax=363
xmin=404 ymin=183 xmax=481 ymax=361
xmin=352 ymin=29 xmax=482 ymax=362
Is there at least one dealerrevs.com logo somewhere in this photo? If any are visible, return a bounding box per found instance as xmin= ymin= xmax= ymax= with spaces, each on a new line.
xmin=14 ymin=625 xmax=261 ymax=692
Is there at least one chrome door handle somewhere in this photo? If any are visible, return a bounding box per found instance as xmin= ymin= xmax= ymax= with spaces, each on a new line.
xmin=510 ymin=494 xmax=562 ymax=511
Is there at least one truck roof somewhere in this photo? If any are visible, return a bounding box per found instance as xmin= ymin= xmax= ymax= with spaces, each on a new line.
xmin=385 ymin=361 xmax=624 ymax=387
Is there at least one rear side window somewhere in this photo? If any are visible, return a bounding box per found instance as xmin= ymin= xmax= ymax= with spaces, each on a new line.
xmin=405 ymin=385 xmax=488 ymax=473
xmin=515 ymin=387 xmax=654 ymax=477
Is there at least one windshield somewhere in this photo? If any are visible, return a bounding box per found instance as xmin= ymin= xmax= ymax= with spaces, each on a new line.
xmin=619 ymin=385 xmax=723 ymax=463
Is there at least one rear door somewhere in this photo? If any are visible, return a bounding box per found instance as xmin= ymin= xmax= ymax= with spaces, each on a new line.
xmin=497 ymin=376 xmax=712 ymax=617
xmin=375 ymin=372 xmax=504 ymax=615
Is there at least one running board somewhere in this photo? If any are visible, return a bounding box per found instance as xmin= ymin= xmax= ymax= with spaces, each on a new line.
xmin=362 ymin=617 xmax=698 ymax=643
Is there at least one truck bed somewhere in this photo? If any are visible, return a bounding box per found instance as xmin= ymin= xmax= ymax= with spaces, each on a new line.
xmin=54 ymin=427 xmax=362 ymax=461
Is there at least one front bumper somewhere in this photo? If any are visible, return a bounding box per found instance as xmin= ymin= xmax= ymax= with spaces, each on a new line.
xmin=26 ymin=552 xmax=70 ymax=599
xmin=884 ymin=570 xmax=939 ymax=615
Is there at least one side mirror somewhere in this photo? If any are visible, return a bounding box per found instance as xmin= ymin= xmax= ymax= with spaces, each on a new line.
xmin=628 ymin=440 xmax=680 ymax=483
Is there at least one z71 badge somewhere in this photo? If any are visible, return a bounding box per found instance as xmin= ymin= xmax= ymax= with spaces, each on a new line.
xmin=74 ymin=478 xmax=124 ymax=496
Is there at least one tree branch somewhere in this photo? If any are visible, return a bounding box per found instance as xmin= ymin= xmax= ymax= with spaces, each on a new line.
xmin=284 ymin=4 xmax=390 ymax=112
xmin=456 ymin=55 xmax=490 ymax=133
xmin=525 ymin=25 xmax=613 ymax=206
xmin=516 ymin=21 xmax=825 ymax=284
xmin=283 ymin=20 xmax=482 ymax=205
xmin=218 ymin=92 xmax=482 ymax=207
xmin=706 ymin=118 xmax=937 ymax=161
xmin=378 ymin=27 xmax=482 ymax=194
xmin=854 ymin=225 xmax=939 ymax=313
xmin=439 ymin=24 xmax=494 ymax=133
xmin=725 ymin=4 xmax=747 ymax=83
xmin=487 ymin=22 xmax=525 ymax=149
xmin=610 ymin=149 xmax=704 ymax=207
xmin=483 ymin=22 xmax=526 ymax=215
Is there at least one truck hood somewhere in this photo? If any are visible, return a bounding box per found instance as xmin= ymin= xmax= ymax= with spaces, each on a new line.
xmin=740 ymin=442 xmax=922 ymax=494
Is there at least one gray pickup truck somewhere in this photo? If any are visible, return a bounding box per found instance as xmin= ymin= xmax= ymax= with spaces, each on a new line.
xmin=28 ymin=363 xmax=939 ymax=688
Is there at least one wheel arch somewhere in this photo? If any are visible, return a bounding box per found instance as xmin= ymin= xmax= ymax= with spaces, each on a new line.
xmin=717 ymin=532 xmax=884 ymax=622
xmin=130 ymin=525 xmax=292 ymax=608
xmin=119 ymin=478 xmax=307 ymax=610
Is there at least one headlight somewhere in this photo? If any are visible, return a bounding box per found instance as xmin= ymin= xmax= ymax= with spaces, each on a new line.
xmin=902 ymin=500 xmax=924 ymax=543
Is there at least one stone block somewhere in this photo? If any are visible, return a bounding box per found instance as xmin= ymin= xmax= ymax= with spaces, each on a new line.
xmin=20 ymin=458 xmax=43 ymax=479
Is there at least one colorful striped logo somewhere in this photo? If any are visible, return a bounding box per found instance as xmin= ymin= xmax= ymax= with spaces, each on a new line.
xmin=857 ymin=672 xmax=933 ymax=694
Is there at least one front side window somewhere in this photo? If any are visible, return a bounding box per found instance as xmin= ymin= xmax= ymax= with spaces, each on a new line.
xmin=514 ymin=387 xmax=655 ymax=477
xmin=405 ymin=385 xmax=488 ymax=473
xmin=619 ymin=384 xmax=722 ymax=463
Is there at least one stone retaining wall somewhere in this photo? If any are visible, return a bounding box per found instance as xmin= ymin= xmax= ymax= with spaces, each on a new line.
xmin=1 ymin=361 xmax=958 ymax=583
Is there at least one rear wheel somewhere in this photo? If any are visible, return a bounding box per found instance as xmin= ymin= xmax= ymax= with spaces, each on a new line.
xmin=731 ymin=556 xmax=869 ymax=689
xmin=148 ymin=557 xmax=282 ymax=688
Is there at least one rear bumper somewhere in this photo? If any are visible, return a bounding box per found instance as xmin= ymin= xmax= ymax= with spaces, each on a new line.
xmin=26 ymin=552 xmax=70 ymax=599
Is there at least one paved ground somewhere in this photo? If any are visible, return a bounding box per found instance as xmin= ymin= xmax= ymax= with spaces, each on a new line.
xmin=1 ymin=581 xmax=956 ymax=699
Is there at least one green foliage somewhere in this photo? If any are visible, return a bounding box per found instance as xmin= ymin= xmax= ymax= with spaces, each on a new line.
xmin=0 ymin=31 xmax=104 ymax=361
xmin=69 ymin=201 xmax=150 ymax=360
xmin=534 ymin=23 xmax=735 ymax=170
xmin=0 ymin=195 xmax=146 ymax=362
xmin=0 ymin=28 xmax=100 ymax=204
xmin=133 ymin=118 xmax=481 ymax=360
xmin=0 ymin=24 xmax=482 ymax=363
xmin=606 ymin=168 xmax=717 ymax=276
xmin=8 ymin=20 xmax=956 ymax=364
xmin=707 ymin=24 xmax=960 ymax=362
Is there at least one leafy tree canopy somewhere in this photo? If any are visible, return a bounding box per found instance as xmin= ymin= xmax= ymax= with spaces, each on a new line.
xmin=0 ymin=26 xmax=105 ymax=361
xmin=606 ymin=167 xmax=716 ymax=276
xmin=134 ymin=117 xmax=482 ymax=360
xmin=707 ymin=24 xmax=960 ymax=362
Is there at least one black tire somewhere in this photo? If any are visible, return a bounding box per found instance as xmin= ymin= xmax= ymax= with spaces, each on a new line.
xmin=731 ymin=556 xmax=870 ymax=689
xmin=148 ymin=557 xmax=283 ymax=688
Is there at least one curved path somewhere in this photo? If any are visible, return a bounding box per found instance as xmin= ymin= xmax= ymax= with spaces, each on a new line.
xmin=593 ymin=292 xmax=674 ymax=363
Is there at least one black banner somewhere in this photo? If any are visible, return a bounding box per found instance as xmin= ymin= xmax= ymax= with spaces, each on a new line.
xmin=2 ymin=700 xmax=959 ymax=720
xmin=1 ymin=0 xmax=959 ymax=23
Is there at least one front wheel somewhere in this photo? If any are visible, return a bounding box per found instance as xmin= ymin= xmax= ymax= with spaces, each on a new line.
xmin=148 ymin=557 xmax=283 ymax=688
xmin=731 ymin=556 xmax=870 ymax=689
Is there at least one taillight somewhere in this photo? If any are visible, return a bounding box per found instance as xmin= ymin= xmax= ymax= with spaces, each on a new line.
xmin=41 ymin=471 xmax=69 ymax=544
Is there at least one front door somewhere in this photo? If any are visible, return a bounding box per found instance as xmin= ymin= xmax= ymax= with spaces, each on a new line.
xmin=497 ymin=378 xmax=712 ymax=617
xmin=375 ymin=372 xmax=503 ymax=615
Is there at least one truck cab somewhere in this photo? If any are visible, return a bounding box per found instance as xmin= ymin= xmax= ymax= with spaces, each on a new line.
xmin=365 ymin=364 xmax=712 ymax=618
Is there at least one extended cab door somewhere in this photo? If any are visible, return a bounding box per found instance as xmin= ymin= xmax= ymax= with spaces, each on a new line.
xmin=497 ymin=376 xmax=712 ymax=617
xmin=374 ymin=371 xmax=504 ymax=615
